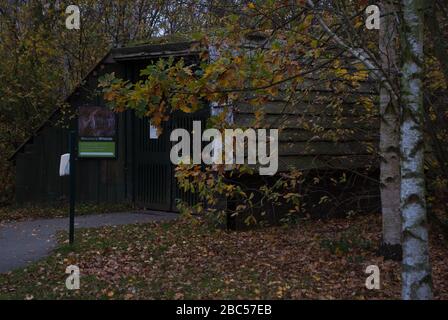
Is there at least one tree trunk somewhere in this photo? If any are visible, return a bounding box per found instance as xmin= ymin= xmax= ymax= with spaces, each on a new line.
xmin=400 ymin=0 xmax=433 ymax=300
xmin=379 ymin=1 xmax=402 ymax=260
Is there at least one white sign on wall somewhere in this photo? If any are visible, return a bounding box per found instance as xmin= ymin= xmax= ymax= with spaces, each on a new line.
xmin=59 ymin=153 xmax=70 ymax=177
xmin=149 ymin=122 xmax=159 ymax=139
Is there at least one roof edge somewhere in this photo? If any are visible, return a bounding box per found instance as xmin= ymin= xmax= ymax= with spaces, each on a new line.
xmin=8 ymin=49 xmax=114 ymax=161
xmin=8 ymin=40 xmax=205 ymax=161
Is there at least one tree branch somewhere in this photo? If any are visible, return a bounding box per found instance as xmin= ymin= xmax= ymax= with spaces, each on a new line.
xmin=306 ymin=0 xmax=399 ymax=102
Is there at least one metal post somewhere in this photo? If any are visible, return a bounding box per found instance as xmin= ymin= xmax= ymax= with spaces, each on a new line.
xmin=69 ymin=131 xmax=76 ymax=245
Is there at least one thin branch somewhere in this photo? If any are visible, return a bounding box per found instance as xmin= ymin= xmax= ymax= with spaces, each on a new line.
xmin=306 ymin=0 xmax=399 ymax=102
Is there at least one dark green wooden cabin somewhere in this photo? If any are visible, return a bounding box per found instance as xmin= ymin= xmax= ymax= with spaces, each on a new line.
xmin=9 ymin=41 xmax=208 ymax=211
xmin=9 ymin=40 xmax=379 ymax=215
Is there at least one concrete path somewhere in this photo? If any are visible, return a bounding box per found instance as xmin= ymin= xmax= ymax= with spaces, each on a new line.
xmin=0 ymin=211 xmax=177 ymax=274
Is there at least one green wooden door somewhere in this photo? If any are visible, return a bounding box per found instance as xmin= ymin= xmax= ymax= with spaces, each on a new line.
xmin=132 ymin=109 xmax=208 ymax=211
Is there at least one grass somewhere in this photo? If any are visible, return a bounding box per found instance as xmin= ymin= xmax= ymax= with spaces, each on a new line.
xmin=0 ymin=202 xmax=136 ymax=223
xmin=1 ymin=214 xmax=448 ymax=300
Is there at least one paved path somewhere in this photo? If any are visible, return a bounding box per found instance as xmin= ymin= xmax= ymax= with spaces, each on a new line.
xmin=0 ymin=211 xmax=177 ymax=274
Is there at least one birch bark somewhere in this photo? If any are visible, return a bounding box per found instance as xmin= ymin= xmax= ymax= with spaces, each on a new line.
xmin=400 ymin=0 xmax=433 ymax=300
xmin=379 ymin=1 xmax=401 ymax=259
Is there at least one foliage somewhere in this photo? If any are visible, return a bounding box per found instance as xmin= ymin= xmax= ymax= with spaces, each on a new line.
xmin=0 ymin=0 xmax=235 ymax=206
xmin=98 ymin=1 xmax=377 ymax=224
xmin=1 ymin=214 xmax=448 ymax=300
xmin=423 ymin=1 xmax=448 ymax=229
xmin=174 ymin=164 xmax=306 ymax=227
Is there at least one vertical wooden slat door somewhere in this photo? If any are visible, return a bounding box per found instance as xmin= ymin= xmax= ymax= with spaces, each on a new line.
xmin=131 ymin=109 xmax=209 ymax=211
xmin=132 ymin=115 xmax=172 ymax=210
xmin=171 ymin=111 xmax=208 ymax=209
xmin=126 ymin=59 xmax=209 ymax=211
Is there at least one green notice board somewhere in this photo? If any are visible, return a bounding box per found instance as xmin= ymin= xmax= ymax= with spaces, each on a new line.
xmin=78 ymin=141 xmax=116 ymax=158
xmin=78 ymin=106 xmax=117 ymax=159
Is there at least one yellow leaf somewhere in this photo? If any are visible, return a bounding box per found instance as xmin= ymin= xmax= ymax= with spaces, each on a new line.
xmin=179 ymin=103 xmax=192 ymax=113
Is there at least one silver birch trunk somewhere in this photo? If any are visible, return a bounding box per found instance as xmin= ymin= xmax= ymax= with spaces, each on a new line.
xmin=379 ymin=1 xmax=402 ymax=259
xmin=400 ymin=0 xmax=433 ymax=300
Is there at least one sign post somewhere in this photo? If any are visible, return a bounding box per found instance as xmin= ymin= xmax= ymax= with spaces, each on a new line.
xmin=69 ymin=130 xmax=76 ymax=245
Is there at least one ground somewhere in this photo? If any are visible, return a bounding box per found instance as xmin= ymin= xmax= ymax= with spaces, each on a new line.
xmin=0 ymin=213 xmax=447 ymax=300
xmin=0 ymin=203 xmax=138 ymax=223
xmin=0 ymin=211 xmax=177 ymax=273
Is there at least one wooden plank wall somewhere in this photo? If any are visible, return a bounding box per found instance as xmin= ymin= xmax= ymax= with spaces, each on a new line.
xmin=13 ymin=48 xmax=379 ymax=205
xmin=233 ymin=88 xmax=379 ymax=172
xmin=15 ymin=125 xmax=69 ymax=204
xmin=14 ymin=60 xmax=129 ymax=205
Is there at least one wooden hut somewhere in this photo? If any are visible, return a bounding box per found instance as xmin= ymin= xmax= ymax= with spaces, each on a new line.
xmin=9 ymin=39 xmax=379 ymax=217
